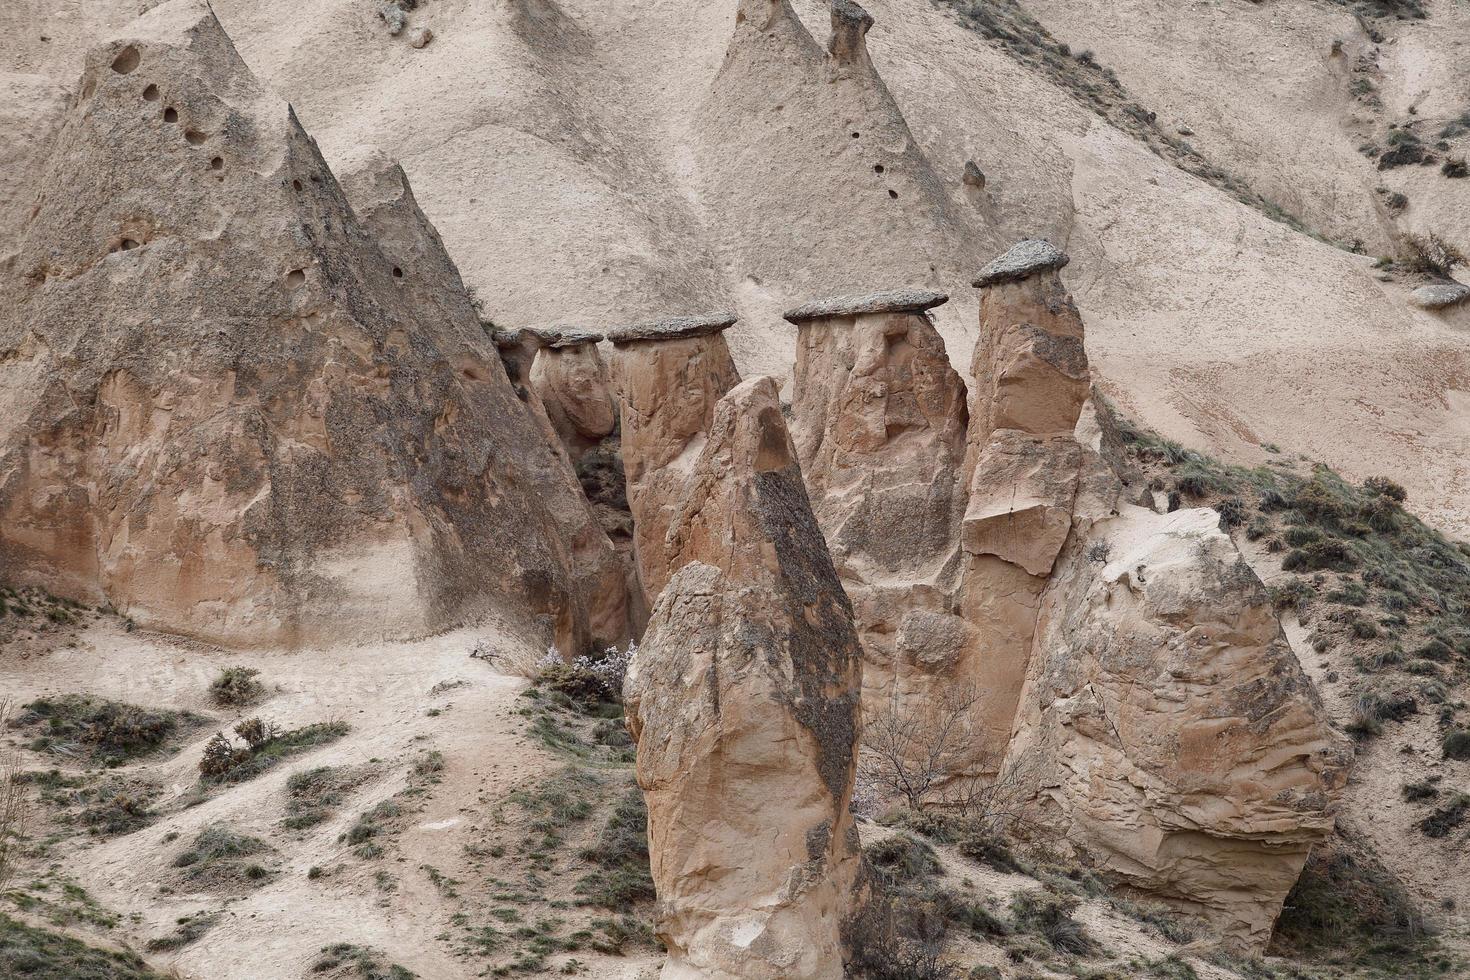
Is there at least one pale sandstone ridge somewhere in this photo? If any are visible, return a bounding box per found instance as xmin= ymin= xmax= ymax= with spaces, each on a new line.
xmin=625 ymin=376 xmax=862 ymax=980
xmin=610 ymin=312 xmax=741 ymax=602
xmin=1002 ymin=504 xmax=1351 ymax=946
xmin=784 ymin=287 xmax=971 ymax=713
xmin=0 ymin=3 xmax=629 ymax=652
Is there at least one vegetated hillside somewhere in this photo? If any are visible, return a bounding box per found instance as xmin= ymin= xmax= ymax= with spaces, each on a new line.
xmin=2 ymin=0 xmax=1469 ymax=537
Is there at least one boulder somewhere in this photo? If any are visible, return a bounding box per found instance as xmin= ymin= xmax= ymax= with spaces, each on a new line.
xmin=1002 ymin=505 xmax=1350 ymax=946
xmin=0 ymin=4 xmax=626 ymax=651
xmin=625 ymin=377 xmax=862 ymax=980
xmin=609 ymin=313 xmax=741 ymax=601
xmin=1409 ymin=282 xmax=1470 ymax=310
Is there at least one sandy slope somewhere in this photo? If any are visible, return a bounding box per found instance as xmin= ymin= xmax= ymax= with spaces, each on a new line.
xmin=6 ymin=0 xmax=1465 ymax=537
xmin=0 ymin=616 xmax=660 ymax=979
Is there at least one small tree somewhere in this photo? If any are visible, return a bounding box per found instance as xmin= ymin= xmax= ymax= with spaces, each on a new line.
xmin=859 ymin=684 xmax=985 ymax=812
xmin=0 ymin=701 xmax=28 ymax=891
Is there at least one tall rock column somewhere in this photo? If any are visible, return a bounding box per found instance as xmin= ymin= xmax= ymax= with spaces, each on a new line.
xmin=625 ymin=377 xmax=862 ymax=980
xmin=607 ymin=313 xmax=741 ymax=602
xmin=782 ymin=289 xmax=972 ymax=709
xmin=959 ymin=240 xmax=1092 ymax=752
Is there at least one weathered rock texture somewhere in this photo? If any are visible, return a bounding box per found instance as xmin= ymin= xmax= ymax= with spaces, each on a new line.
xmin=609 ymin=313 xmax=741 ymax=602
xmin=624 ymin=377 xmax=862 ymax=980
xmin=0 ymin=5 xmax=628 ymax=651
xmin=527 ymin=328 xmax=617 ymax=461
xmin=959 ymin=239 xmax=1093 ymax=748
xmin=1002 ymin=504 xmax=1351 ymax=945
xmin=784 ymin=289 xmax=971 ymax=708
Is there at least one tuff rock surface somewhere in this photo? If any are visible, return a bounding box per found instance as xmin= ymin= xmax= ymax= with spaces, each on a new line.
xmin=958 ymin=241 xmax=1093 ymax=747
xmin=0 ymin=4 xmax=628 ymax=651
xmin=1002 ymin=504 xmax=1351 ymax=945
xmin=527 ymin=329 xmax=618 ymax=462
xmin=784 ymin=290 xmax=970 ymax=710
xmin=624 ymin=377 xmax=862 ymax=980
xmin=610 ymin=313 xmax=741 ymax=602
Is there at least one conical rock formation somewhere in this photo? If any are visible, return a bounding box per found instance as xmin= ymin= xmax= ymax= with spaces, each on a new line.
xmin=0 ymin=2 xmax=626 ymax=651
xmin=624 ymin=376 xmax=862 ymax=980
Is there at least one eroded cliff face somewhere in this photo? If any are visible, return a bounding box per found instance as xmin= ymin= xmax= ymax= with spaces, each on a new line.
xmin=1002 ymin=504 xmax=1352 ymax=945
xmin=0 ymin=3 xmax=627 ymax=652
xmin=625 ymin=377 xmax=862 ymax=980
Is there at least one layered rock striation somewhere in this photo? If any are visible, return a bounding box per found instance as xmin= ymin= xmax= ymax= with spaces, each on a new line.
xmin=625 ymin=377 xmax=862 ymax=979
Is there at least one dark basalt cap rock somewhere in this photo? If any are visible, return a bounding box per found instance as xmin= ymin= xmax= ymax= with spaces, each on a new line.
xmin=832 ymin=0 xmax=875 ymax=31
xmin=783 ymin=288 xmax=948 ymax=324
xmin=489 ymin=326 xmax=546 ymax=350
xmin=528 ymin=325 xmax=606 ymax=349
xmin=605 ymin=312 xmax=739 ymax=346
xmin=972 ymin=239 xmax=1070 ymax=288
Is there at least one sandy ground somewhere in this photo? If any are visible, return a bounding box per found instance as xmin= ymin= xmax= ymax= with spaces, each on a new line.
xmin=0 ymin=614 xmax=660 ymax=979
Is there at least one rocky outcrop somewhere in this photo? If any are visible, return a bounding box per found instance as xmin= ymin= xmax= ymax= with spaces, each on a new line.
xmin=0 ymin=4 xmax=627 ymax=652
xmin=608 ymin=313 xmax=741 ymax=601
xmin=526 ymin=327 xmax=617 ymax=462
xmin=625 ymin=377 xmax=862 ymax=980
xmin=958 ymin=240 xmax=1093 ymax=748
xmin=1409 ymin=281 xmax=1470 ymax=310
xmin=784 ymin=289 xmax=970 ymax=706
xmin=1002 ymin=504 xmax=1350 ymax=945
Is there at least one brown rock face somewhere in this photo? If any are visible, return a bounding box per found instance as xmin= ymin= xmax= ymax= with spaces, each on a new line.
xmin=784 ymin=290 xmax=971 ymax=707
xmin=527 ymin=330 xmax=617 ymax=462
xmin=609 ymin=314 xmax=741 ymax=602
xmin=1002 ymin=504 xmax=1350 ymax=945
xmin=624 ymin=377 xmax=862 ymax=980
xmin=0 ymin=5 xmax=625 ymax=651
xmin=958 ymin=240 xmax=1092 ymax=748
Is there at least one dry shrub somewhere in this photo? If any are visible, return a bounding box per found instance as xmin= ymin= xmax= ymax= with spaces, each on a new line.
xmin=1399 ymin=232 xmax=1467 ymax=279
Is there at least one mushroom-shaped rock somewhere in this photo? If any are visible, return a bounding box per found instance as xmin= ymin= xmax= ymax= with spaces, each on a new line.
xmin=1002 ymin=505 xmax=1350 ymax=946
xmin=784 ymin=288 xmax=968 ymax=704
xmin=957 ymin=241 xmax=1092 ymax=749
xmin=828 ymin=0 xmax=875 ymax=70
xmin=608 ymin=313 xmax=742 ymax=602
xmin=971 ymin=238 xmax=1069 ymax=288
xmin=625 ymin=377 xmax=862 ymax=980
xmin=526 ymin=326 xmax=617 ymax=461
xmin=488 ymin=326 xmax=546 ymax=385
xmin=0 ymin=4 xmax=627 ymax=652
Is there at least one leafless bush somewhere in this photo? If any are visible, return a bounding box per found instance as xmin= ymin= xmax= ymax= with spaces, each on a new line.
xmin=0 ymin=701 xmax=29 ymax=891
xmin=859 ymin=684 xmax=986 ymax=812
xmin=1399 ymin=232 xmax=1467 ymax=280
